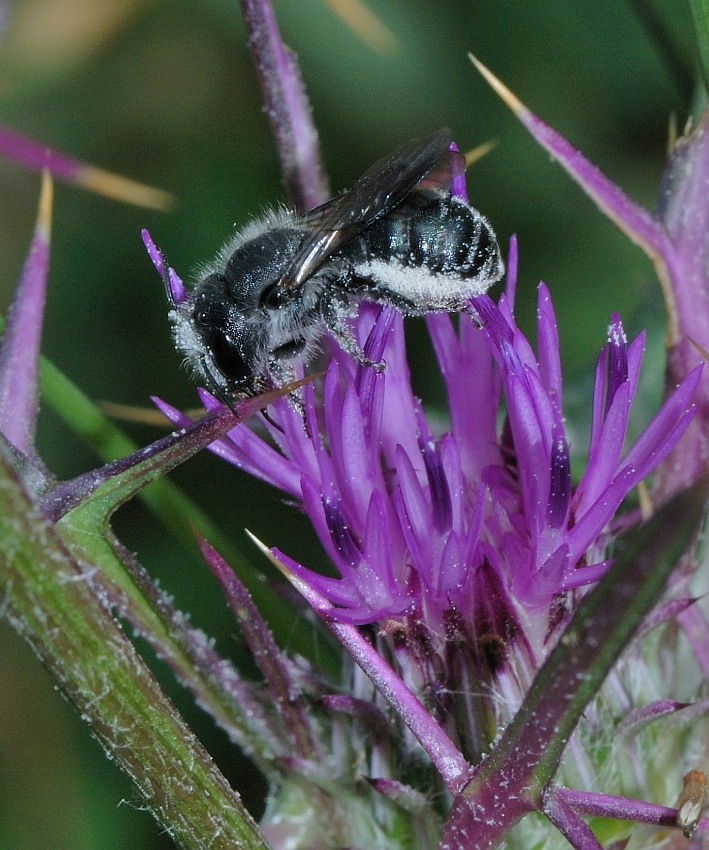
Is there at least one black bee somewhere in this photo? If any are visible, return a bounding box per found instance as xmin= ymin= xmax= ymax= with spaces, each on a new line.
xmin=168 ymin=128 xmax=503 ymax=398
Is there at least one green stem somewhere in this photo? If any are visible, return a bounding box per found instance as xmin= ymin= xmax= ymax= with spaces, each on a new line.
xmin=0 ymin=448 xmax=270 ymax=850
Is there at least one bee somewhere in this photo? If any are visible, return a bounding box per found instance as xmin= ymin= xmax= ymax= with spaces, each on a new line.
xmin=168 ymin=128 xmax=503 ymax=399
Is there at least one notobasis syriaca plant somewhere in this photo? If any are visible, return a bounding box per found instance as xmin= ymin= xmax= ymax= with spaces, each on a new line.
xmin=1 ymin=2 xmax=709 ymax=850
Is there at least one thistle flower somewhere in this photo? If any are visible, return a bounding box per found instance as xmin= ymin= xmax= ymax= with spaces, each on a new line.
xmin=157 ymin=234 xmax=699 ymax=766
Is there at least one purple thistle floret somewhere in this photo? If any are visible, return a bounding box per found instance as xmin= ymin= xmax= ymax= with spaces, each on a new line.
xmin=157 ymin=239 xmax=699 ymax=752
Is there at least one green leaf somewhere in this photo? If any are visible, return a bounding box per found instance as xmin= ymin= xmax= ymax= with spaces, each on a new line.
xmin=688 ymin=0 xmax=709 ymax=91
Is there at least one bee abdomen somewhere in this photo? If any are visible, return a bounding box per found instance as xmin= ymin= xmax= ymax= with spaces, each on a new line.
xmin=351 ymin=193 xmax=498 ymax=275
xmin=343 ymin=192 xmax=503 ymax=313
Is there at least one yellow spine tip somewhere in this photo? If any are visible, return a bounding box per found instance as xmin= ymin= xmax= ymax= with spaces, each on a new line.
xmin=468 ymin=53 xmax=528 ymax=118
xmin=77 ymin=164 xmax=175 ymax=211
xmin=320 ymin=0 xmax=398 ymax=56
xmin=37 ymin=168 xmax=54 ymax=238
xmin=687 ymin=335 xmax=709 ymax=363
xmin=244 ymin=529 xmax=293 ymax=580
xmin=464 ymin=139 xmax=496 ymax=168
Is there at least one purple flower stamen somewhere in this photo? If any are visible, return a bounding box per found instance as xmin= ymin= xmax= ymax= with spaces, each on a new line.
xmin=547 ymin=405 xmax=571 ymax=530
xmin=420 ymin=433 xmax=453 ymax=534
xmin=323 ymin=497 xmax=362 ymax=568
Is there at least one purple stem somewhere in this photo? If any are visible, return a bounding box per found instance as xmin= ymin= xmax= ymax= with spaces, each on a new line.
xmin=634 ymin=595 xmax=697 ymax=641
xmin=320 ymin=694 xmax=393 ymax=743
xmin=516 ymin=106 xmax=670 ymax=262
xmin=470 ymin=57 xmax=686 ymax=343
xmin=240 ymin=0 xmax=329 ymax=211
xmin=616 ymin=699 xmax=688 ymax=736
xmin=543 ymin=788 xmax=604 ymax=850
xmin=0 ymin=125 xmax=171 ymax=209
xmin=558 ymin=788 xmax=694 ymax=829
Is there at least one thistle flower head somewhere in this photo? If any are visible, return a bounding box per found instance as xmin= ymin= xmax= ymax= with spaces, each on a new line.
xmin=157 ymin=238 xmax=699 ymax=761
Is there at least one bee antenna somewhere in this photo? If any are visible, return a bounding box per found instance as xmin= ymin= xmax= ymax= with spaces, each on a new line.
xmin=157 ymin=247 xmax=189 ymax=310
xmin=158 ymin=248 xmax=176 ymax=309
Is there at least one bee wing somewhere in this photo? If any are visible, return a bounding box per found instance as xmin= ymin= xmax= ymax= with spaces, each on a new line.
xmin=282 ymin=128 xmax=464 ymax=289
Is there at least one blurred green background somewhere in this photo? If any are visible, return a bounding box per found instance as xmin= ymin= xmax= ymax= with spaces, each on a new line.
xmin=0 ymin=0 xmax=697 ymax=847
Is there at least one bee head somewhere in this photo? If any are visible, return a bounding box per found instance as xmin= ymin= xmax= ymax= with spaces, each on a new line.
xmin=169 ymin=272 xmax=269 ymax=401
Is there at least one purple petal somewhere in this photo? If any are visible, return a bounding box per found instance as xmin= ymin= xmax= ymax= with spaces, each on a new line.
xmin=439 ymin=432 xmax=464 ymax=531
xmin=353 ymin=306 xmax=394 ymax=431
xmin=395 ymin=446 xmax=434 ymax=569
xmin=575 ymin=383 xmax=632 ymax=515
xmin=426 ymin=311 xmax=500 ymax=477
xmin=560 ymin=560 xmax=611 ymax=590
xmin=326 ymin=380 xmax=378 ymax=525
xmin=546 ymin=401 xmax=570 ymax=530
xmin=505 ymin=370 xmax=553 ymax=535
xmin=420 ymin=434 xmax=452 ymax=533
xmin=504 ymin=235 xmax=518 ymax=307
xmin=462 ymin=483 xmax=485 ymax=567
xmin=605 ymin=314 xmax=628 ymax=403
xmin=323 ymin=496 xmax=362 ymax=568
xmin=565 ymin=467 xmax=639 ymax=562
xmin=588 ymin=345 xmax=608 ymax=456
xmin=0 ymin=171 xmax=52 ymax=458
xmin=535 ymin=283 xmax=562 ymax=400
xmin=449 ymin=140 xmax=468 ymax=202
xmin=142 ymin=229 xmax=187 ymax=306
xmin=437 ymin=531 xmax=465 ymax=598
xmin=619 ymin=366 xmax=701 ymax=478
xmin=152 ymin=395 xmax=303 ymax=497
xmin=299 ymin=474 xmax=350 ymax=576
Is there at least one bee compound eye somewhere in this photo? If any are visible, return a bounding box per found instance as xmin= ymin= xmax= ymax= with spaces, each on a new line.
xmin=209 ymin=330 xmax=252 ymax=385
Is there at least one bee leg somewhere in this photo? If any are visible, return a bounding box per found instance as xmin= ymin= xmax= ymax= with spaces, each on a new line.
xmin=321 ymin=295 xmax=386 ymax=372
xmin=329 ymin=319 xmax=387 ymax=373
xmin=267 ymin=360 xmax=307 ymax=417
xmin=464 ymin=303 xmax=483 ymax=329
